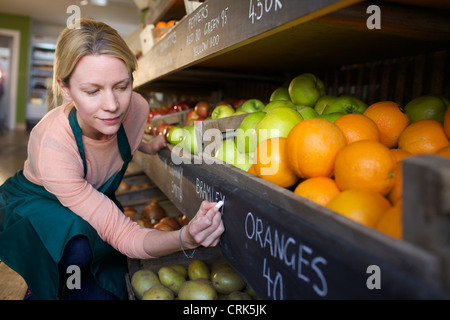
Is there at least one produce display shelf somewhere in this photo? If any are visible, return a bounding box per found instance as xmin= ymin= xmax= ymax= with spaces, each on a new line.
xmin=133 ymin=140 xmax=450 ymax=300
xmin=133 ymin=0 xmax=450 ymax=91
xmin=133 ymin=0 xmax=362 ymax=88
xmin=126 ymin=246 xmax=225 ymax=300
xmin=130 ymin=0 xmax=450 ymax=299
xmin=117 ymin=168 xmax=236 ymax=301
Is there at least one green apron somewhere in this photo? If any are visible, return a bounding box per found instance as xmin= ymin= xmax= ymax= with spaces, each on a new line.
xmin=0 ymin=108 xmax=133 ymax=300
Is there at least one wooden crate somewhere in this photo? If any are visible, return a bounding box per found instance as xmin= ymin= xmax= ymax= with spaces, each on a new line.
xmin=117 ymin=171 xmax=184 ymax=220
xmin=151 ymin=109 xmax=192 ymax=130
xmin=126 ymin=246 xmax=226 ymax=300
xmin=195 ymin=113 xmax=247 ymax=158
xmin=134 ymin=113 xmax=450 ymax=299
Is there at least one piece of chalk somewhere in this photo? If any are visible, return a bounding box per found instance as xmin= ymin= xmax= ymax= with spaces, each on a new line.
xmin=215 ymin=201 xmax=224 ymax=209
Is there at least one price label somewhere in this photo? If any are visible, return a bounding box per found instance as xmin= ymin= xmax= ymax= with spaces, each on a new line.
xmin=248 ymin=0 xmax=283 ymax=24
xmin=243 ymin=210 xmax=328 ymax=299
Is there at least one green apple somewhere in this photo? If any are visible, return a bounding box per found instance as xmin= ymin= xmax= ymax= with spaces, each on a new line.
xmin=167 ymin=126 xmax=186 ymax=146
xmin=215 ymin=138 xmax=238 ymax=164
xmin=255 ymin=107 xmax=303 ymax=146
xmin=233 ymin=152 xmax=253 ymax=171
xmin=297 ymin=106 xmax=319 ymax=120
xmin=404 ymin=94 xmax=450 ymax=123
xmin=215 ymin=139 xmax=253 ymax=171
xmin=288 ymin=73 xmax=326 ymax=107
xmin=269 ymin=87 xmax=291 ymax=102
xmin=317 ymin=112 xmax=345 ymax=123
xmin=182 ymin=125 xmax=199 ymax=155
xmin=211 ymin=104 xmax=236 ymax=119
xmin=262 ymin=100 xmax=296 ymax=112
xmin=315 ymin=95 xmax=337 ymax=115
xmin=322 ymin=95 xmax=367 ymax=115
xmin=235 ymin=111 xmax=266 ymax=154
xmin=240 ymin=99 xmax=265 ymax=113
xmin=233 ymin=108 xmax=248 ymax=115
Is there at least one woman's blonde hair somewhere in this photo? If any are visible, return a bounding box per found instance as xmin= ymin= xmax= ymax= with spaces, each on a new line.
xmin=52 ymin=18 xmax=137 ymax=107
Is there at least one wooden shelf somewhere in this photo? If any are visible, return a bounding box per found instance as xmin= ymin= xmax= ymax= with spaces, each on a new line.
xmin=133 ymin=146 xmax=450 ymax=299
xmin=130 ymin=0 xmax=450 ymax=299
xmin=133 ymin=0 xmax=450 ymax=90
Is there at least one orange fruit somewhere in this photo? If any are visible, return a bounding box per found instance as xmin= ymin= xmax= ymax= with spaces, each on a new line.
xmin=294 ymin=177 xmax=341 ymax=207
xmin=363 ymin=101 xmax=410 ymax=148
xmin=398 ymin=119 xmax=450 ymax=155
xmin=286 ymin=118 xmax=347 ymax=179
xmin=444 ymin=107 xmax=450 ymax=139
xmin=334 ymin=113 xmax=380 ymax=144
xmin=254 ymin=137 xmax=299 ymax=188
xmin=167 ymin=20 xmax=177 ymax=26
xmin=334 ymin=140 xmax=396 ymax=196
xmin=327 ymin=188 xmax=392 ymax=228
xmin=375 ymin=200 xmax=403 ymax=240
xmin=390 ymin=148 xmax=412 ymax=162
xmin=155 ymin=21 xmax=167 ymax=28
xmin=436 ymin=145 xmax=450 ymax=158
xmin=387 ymin=161 xmax=403 ymax=205
xmin=248 ymin=164 xmax=257 ymax=176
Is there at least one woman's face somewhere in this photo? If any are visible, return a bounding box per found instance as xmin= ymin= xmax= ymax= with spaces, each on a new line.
xmin=60 ymin=54 xmax=132 ymax=140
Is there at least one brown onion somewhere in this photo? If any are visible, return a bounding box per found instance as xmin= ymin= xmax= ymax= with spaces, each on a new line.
xmin=159 ymin=217 xmax=181 ymax=230
xmin=123 ymin=206 xmax=138 ymax=220
xmin=178 ymin=214 xmax=189 ymax=227
xmin=154 ymin=222 xmax=174 ymax=231
xmin=141 ymin=199 xmax=166 ymax=224
xmin=116 ymin=181 xmax=131 ymax=193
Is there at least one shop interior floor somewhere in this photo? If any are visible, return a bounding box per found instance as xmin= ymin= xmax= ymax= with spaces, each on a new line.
xmin=0 ymin=128 xmax=29 ymax=300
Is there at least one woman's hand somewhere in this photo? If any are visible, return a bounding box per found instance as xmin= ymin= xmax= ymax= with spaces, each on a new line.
xmin=181 ymin=201 xmax=224 ymax=250
xmin=138 ymin=134 xmax=167 ymax=155
xmin=142 ymin=200 xmax=224 ymax=258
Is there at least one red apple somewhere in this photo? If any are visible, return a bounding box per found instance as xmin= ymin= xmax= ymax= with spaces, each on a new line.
xmin=194 ymin=101 xmax=212 ymax=118
xmin=166 ymin=105 xmax=178 ymax=114
xmin=145 ymin=123 xmax=153 ymax=135
xmin=174 ymin=101 xmax=191 ymax=111
xmin=186 ymin=109 xmax=200 ymax=121
xmin=154 ymin=106 xmax=169 ymax=116
xmin=216 ymin=100 xmax=230 ymax=107
xmin=231 ymin=98 xmax=247 ymax=110
xmin=155 ymin=123 xmax=173 ymax=136
xmin=162 ymin=125 xmax=175 ymax=139
xmin=145 ymin=111 xmax=157 ymax=134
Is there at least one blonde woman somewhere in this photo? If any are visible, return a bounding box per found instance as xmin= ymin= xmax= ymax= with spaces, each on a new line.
xmin=0 ymin=18 xmax=224 ymax=300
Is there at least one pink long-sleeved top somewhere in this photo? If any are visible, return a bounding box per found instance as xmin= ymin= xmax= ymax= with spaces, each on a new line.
xmin=23 ymin=92 xmax=153 ymax=259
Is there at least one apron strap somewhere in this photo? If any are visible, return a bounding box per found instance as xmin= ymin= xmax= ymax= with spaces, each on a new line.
xmin=117 ymin=124 xmax=132 ymax=163
xmin=68 ymin=108 xmax=88 ymax=178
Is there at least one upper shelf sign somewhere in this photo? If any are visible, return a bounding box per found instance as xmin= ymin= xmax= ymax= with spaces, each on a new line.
xmin=133 ymin=0 xmax=361 ymax=87
xmin=184 ymin=4 xmax=229 ymax=58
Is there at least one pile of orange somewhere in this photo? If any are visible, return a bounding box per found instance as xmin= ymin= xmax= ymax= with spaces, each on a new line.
xmin=248 ymin=98 xmax=450 ymax=241
xmin=155 ymin=20 xmax=177 ymax=28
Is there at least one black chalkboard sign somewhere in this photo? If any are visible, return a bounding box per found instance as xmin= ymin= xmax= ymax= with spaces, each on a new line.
xmin=134 ymin=0 xmax=354 ymax=87
xmin=135 ymin=148 xmax=448 ymax=299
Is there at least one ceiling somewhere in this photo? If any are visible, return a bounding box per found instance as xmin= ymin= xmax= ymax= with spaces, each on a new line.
xmin=0 ymin=0 xmax=142 ymax=37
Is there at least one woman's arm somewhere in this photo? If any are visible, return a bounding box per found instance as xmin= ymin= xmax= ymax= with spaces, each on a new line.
xmin=143 ymin=201 xmax=224 ymax=257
